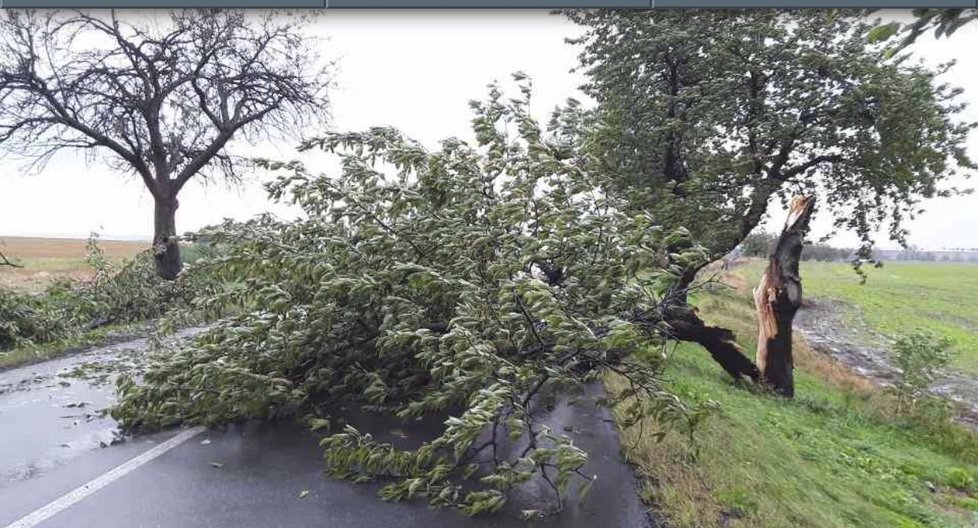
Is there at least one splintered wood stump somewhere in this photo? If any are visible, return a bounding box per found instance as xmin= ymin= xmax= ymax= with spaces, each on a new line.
xmin=753 ymin=196 xmax=815 ymax=397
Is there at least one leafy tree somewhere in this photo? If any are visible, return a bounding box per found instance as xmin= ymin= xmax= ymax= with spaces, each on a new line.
xmin=563 ymin=10 xmax=974 ymax=382
xmin=112 ymin=82 xmax=714 ymax=516
xmin=0 ymin=10 xmax=330 ymax=279
xmin=739 ymin=231 xmax=776 ymax=258
xmin=870 ymin=9 xmax=978 ymax=49
xmin=891 ymin=330 xmax=955 ymax=414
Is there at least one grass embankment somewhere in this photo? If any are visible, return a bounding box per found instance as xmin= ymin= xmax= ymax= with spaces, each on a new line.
xmin=613 ymin=264 xmax=978 ymax=528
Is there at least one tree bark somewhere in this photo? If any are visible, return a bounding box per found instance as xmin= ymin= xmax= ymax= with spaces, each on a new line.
xmin=668 ymin=308 xmax=762 ymax=383
xmin=753 ymin=196 xmax=815 ymax=397
xmin=153 ymin=195 xmax=182 ymax=281
xmin=631 ymin=300 xmax=761 ymax=383
xmin=658 ymin=237 xmax=763 ymax=384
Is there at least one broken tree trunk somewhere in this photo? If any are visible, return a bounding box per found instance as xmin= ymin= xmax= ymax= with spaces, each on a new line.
xmin=666 ymin=306 xmax=762 ymax=383
xmin=653 ymin=238 xmax=763 ymax=383
xmin=753 ymin=196 xmax=815 ymax=397
xmin=631 ymin=298 xmax=761 ymax=384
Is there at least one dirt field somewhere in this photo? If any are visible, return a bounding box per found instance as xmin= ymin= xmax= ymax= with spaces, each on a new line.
xmin=0 ymin=236 xmax=147 ymax=291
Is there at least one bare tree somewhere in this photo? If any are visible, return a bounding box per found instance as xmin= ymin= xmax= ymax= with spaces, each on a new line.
xmin=0 ymin=10 xmax=331 ymax=279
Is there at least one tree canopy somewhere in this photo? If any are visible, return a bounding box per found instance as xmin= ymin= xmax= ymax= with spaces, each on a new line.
xmin=870 ymin=9 xmax=978 ymax=49
xmin=564 ymin=10 xmax=974 ymax=269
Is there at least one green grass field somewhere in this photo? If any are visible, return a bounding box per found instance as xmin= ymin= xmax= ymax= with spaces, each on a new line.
xmin=613 ymin=262 xmax=978 ymax=528
xmin=737 ymin=260 xmax=978 ymax=374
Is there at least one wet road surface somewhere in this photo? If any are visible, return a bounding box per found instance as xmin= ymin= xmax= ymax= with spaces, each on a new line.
xmin=0 ymin=334 xmax=652 ymax=528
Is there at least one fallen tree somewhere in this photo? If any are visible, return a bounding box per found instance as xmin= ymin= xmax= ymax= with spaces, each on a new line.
xmin=112 ymin=84 xmax=714 ymax=516
xmin=0 ymin=239 xmax=195 ymax=353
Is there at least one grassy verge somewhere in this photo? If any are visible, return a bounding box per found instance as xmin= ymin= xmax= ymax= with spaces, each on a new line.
xmin=612 ymin=273 xmax=978 ymax=528
xmin=0 ymin=322 xmax=146 ymax=371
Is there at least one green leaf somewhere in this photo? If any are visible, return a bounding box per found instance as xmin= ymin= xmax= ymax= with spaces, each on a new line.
xmin=867 ymin=22 xmax=901 ymax=43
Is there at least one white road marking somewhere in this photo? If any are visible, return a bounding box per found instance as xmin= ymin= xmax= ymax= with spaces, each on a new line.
xmin=4 ymin=426 xmax=206 ymax=528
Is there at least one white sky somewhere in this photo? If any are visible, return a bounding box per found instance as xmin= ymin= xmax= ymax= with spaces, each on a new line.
xmin=0 ymin=10 xmax=976 ymax=251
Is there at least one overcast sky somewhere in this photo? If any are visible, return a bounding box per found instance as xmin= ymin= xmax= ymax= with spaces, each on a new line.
xmin=0 ymin=10 xmax=975 ymax=250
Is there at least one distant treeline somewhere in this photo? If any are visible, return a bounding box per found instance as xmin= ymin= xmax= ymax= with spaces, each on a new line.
xmin=874 ymin=248 xmax=978 ymax=263
xmin=739 ymin=232 xmax=853 ymax=262
xmin=739 ymin=232 xmax=978 ymax=263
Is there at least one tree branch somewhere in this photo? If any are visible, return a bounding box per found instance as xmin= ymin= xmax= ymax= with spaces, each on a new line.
xmin=775 ymin=154 xmax=845 ymax=182
xmin=0 ymin=250 xmax=23 ymax=268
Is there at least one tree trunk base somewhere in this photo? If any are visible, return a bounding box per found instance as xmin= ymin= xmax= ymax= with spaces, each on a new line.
xmin=154 ymin=196 xmax=182 ymax=281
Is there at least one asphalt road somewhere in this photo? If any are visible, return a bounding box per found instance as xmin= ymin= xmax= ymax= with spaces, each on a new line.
xmin=0 ymin=334 xmax=653 ymax=528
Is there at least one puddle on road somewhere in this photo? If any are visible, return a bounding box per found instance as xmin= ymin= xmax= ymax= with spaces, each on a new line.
xmin=0 ymin=329 xmax=202 ymax=484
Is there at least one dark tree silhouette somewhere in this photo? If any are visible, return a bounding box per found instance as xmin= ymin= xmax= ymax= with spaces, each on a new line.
xmin=0 ymin=10 xmax=331 ymax=279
